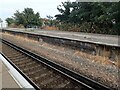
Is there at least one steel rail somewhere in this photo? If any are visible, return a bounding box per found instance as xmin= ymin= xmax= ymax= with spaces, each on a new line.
xmin=1 ymin=53 xmax=40 ymax=90
xmin=1 ymin=38 xmax=111 ymax=90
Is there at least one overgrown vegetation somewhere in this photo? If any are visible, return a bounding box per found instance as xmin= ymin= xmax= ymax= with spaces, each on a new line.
xmin=6 ymin=8 xmax=42 ymax=28
xmin=55 ymin=2 xmax=120 ymax=35
xmin=5 ymin=2 xmax=120 ymax=35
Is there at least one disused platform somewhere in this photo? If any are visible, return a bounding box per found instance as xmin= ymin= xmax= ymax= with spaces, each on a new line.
xmin=2 ymin=28 xmax=119 ymax=47
xmin=0 ymin=30 xmax=119 ymax=89
xmin=1 ymin=28 xmax=120 ymax=64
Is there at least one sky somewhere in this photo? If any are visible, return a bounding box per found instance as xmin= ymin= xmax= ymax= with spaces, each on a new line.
xmin=0 ymin=0 xmax=75 ymax=23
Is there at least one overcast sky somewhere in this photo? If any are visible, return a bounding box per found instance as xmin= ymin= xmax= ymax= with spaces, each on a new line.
xmin=0 ymin=0 xmax=75 ymax=22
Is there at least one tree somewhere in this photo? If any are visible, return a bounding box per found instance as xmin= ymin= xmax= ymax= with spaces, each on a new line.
xmin=13 ymin=11 xmax=24 ymax=25
xmin=55 ymin=2 xmax=120 ymax=35
xmin=6 ymin=8 xmax=42 ymax=28
xmin=55 ymin=2 xmax=71 ymax=23
xmin=109 ymin=2 xmax=120 ymax=34
xmin=46 ymin=15 xmax=54 ymax=26
xmin=6 ymin=18 xmax=15 ymax=26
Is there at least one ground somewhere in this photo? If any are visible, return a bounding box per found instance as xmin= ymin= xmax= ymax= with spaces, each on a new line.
xmin=1 ymin=32 xmax=119 ymax=89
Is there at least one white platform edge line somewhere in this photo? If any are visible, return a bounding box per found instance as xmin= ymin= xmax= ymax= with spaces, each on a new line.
xmin=0 ymin=54 xmax=35 ymax=89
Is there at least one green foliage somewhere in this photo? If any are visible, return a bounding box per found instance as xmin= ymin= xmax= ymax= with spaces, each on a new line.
xmin=46 ymin=15 xmax=54 ymax=26
xmin=44 ymin=15 xmax=59 ymax=27
xmin=55 ymin=2 xmax=120 ymax=35
xmin=55 ymin=2 xmax=71 ymax=23
xmin=6 ymin=8 xmax=42 ymax=28
xmin=6 ymin=18 xmax=15 ymax=26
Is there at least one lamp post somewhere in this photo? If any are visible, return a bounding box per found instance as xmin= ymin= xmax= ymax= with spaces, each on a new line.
xmin=0 ymin=18 xmax=3 ymax=29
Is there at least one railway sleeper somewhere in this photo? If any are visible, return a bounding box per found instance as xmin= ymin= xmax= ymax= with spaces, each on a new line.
xmin=6 ymin=53 xmax=24 ymax=58
xmin=1 ymin=41 xmax=110 ymax=89
xmin=17 ymin=61 xmax=36 ymax=68
xmin=8 ymin=55 xmax=26 ymax=60
xmin=11 ymin=57 xmax=30 ymax=62
xmin=22 ymin=65 xmax=41 ymax=72
xmin=3 ymin=51 xmax=22 ymax=56
xmin=41 ymin=76 xmax=60 ymax=86
xmin=35 ymin=73 xmax=57 ymax=85
xmin=41 ymin=76 xmax=69 ymax=88
xmin=16 ymin=59 xmax=34 ymax=66
xmin=26 ymin=68 xmax=47 ymax=76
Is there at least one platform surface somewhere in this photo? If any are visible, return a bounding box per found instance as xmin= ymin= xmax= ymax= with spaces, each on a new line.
xmin=4 ymin=28 xmax=120 ymax=47
xmin=0 ymin=60 xmax=20 ymax=89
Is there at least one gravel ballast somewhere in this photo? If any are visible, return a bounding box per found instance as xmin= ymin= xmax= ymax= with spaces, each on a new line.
xmin=1 ymin=33 xmax=119 ymax=89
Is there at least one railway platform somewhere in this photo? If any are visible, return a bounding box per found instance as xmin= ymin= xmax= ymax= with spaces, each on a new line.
xmin=0 ymin=56 xmax=20 ymax=89
xmin=0 ymin=28 xmax=119 ymax=89
xmin=0 ymin=54 xmax=35 ymax=89
xmin=2 ymin=28 xmax=119 ymax=65
xmin=4 ymin=28 xmax=119 ymax=47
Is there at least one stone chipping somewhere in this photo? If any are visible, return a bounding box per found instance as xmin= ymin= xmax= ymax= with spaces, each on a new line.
xmin=1 ymin=32 xmax=119 ymax=89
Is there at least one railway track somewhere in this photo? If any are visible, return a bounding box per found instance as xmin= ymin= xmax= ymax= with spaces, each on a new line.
xmin=1 ymin=39 xmax=110 ymax=90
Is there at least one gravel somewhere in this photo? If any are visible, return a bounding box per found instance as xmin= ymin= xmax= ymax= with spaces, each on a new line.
xmin=1 ymin=32 xmax=119 ymax=89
